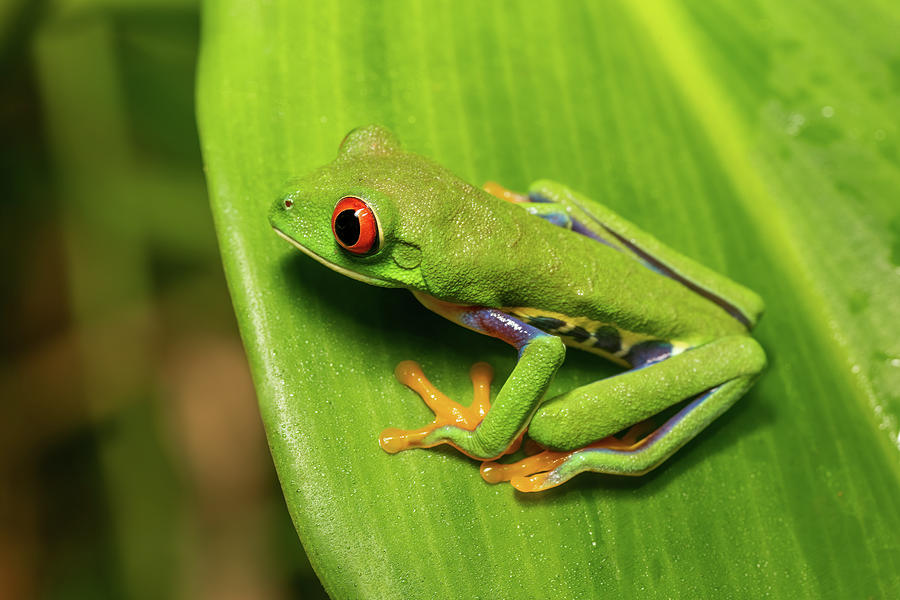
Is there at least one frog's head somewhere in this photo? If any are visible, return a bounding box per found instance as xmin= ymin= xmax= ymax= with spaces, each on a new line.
xmin=270 ymin=125 xmax=476 ymax=291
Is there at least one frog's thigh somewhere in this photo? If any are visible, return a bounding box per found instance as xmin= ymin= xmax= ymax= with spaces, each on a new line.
xmin=528 ymin=336 xmax=765 ymax=474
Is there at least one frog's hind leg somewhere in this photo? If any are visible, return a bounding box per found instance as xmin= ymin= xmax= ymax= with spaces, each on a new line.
xmin=484 ymin=181 xmax=623 ymax=248
xmin=528 ymin=180 xmax=765 ymax=328
xmin=482 ymin=335 xmax=766 ymax=492
xmin=488 ymin=379 xmax=754 ymax=492
xmin=483 ymin=181 xmax=530 ymax=204
xmin=484 ymin=181 xmax=575 ymax=229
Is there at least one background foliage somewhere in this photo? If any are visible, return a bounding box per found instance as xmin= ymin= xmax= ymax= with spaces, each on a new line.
xmin=198 ymin=1 xmax=900 ymax=598
xmin=1 ymin=0 xmax=325 ymax=597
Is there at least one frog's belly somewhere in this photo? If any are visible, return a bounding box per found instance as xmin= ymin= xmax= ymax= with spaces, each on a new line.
xmin=504 ymin=307 xmax=686 ymax=368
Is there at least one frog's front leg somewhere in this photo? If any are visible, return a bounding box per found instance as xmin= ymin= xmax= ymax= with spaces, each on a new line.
xmin=379 ymin=360 xmax=496 ymax=458
xmin=380 ymin=295 xmax=565 ymax=460
xmin=482 ymin=335 xmax=766 ymax=491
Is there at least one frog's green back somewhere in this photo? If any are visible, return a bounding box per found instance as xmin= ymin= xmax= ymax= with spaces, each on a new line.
xmin=412 ymin=194 xmax=749 ymax=346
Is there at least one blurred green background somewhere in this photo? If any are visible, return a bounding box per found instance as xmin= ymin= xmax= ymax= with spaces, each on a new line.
xmin=0 ymin=0 xmax=326 ymax=597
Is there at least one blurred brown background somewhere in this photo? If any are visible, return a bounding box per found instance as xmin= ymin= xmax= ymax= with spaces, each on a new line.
xmin=1 ymin=1 xmax=327 ymax=598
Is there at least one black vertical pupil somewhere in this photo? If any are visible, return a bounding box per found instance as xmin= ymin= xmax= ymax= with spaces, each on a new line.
xmin=334 ymin=209 xmax=360 ymax=246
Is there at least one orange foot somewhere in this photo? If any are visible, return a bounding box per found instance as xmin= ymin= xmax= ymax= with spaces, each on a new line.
xmin=380 ymin=361 xmax=521 ymax=459
xmin=480 ymin=420 xmax=656 ymax=492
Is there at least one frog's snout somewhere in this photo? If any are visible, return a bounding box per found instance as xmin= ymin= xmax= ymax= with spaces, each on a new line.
xmin=269 ymin=192 xmax=299 ymax=231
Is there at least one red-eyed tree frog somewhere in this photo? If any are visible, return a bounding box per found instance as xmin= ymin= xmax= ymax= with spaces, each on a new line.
xmin=269 ymin=125 xmax=766 ymax=492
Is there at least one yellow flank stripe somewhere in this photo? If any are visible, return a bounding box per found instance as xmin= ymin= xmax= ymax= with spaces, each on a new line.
xmin=505 ymin=306 xmax=687 ymax=367
xmin=564 ymin=339 xmax=631 ymax=368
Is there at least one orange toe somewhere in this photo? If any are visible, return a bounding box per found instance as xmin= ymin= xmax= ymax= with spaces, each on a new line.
xmin=379 ymin=361 xmax=495 ymax=454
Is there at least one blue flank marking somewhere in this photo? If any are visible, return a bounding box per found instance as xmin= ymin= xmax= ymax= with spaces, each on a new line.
xmin=541 ymin=212 xmax=571 ymax=228
xmin=570 ymin=218 xmax=618 ymax=249
xmin=527 ymin=193 xmax=553 ymax=203
xmin=626 ymin=341 xmax=674 ymax=370
xmin=460 ymin=308 xmax=550 ymax=359
xmin=527 ymin=192 xmax=619 ymax=250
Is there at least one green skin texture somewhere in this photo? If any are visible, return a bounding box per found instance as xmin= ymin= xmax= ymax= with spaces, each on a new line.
xmin=270 ymin=125 xmax=767 ymax=483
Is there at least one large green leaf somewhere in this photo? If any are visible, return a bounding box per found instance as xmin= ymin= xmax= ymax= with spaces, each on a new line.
xmin=197 ymin=1 xmax=900 ymax=597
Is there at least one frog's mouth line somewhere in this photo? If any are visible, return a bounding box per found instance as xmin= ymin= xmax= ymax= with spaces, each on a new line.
xmin=273 ymin=227 xmax=391 ymax=287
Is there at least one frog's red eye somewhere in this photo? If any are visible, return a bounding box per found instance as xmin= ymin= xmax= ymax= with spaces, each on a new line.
xmin=331 ymin=196 xmax=379 ymax=254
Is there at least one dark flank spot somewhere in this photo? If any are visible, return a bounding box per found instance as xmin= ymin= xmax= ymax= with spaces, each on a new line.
xmin=592 ymin=325 xmax=621 ymax=353
xmin=529 ymin=316 xmax=566 ymax=332
xmin=568 ymin=326 xmax=591 ymax=343
xmin=626 ymin=340 xmax=673 ymax=368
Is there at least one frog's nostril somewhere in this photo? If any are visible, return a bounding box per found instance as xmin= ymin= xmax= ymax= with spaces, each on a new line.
xmin=284 ymin=199 xmax=293 ymax=208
